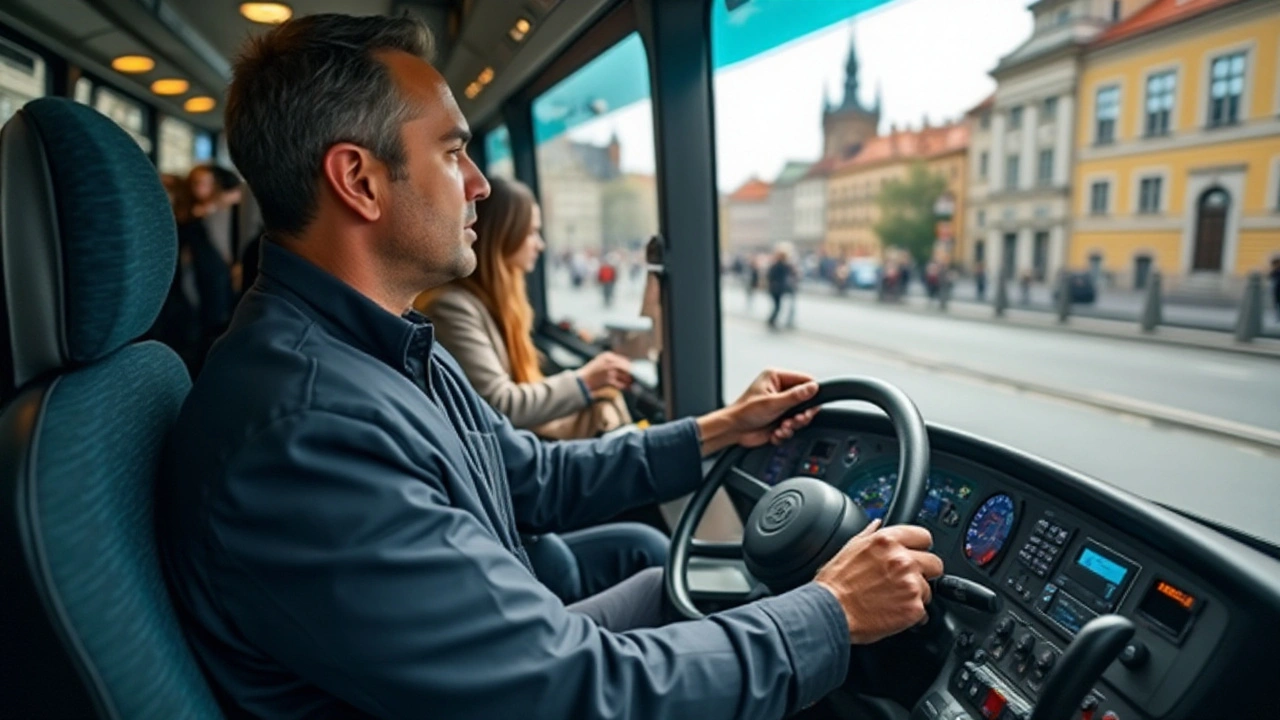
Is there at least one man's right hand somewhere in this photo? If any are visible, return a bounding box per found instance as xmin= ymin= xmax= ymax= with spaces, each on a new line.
xmin=577 ymin=351 xmax=633 ymax=392
xmin=814 ymin=520 xmax=944 ymax=645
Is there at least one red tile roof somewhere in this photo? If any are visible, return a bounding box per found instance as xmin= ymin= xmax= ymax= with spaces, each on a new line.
xmin=1092 ymin=0 xmax=1246 ymax=48
xmin=834 ymin=122 xmax=969 ymax=173
xmin=728 ymin=178 xmax=771 ymax=202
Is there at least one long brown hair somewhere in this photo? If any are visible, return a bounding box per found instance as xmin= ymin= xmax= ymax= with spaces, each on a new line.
xmin=419 ymin=177 xmax=543 ymax=383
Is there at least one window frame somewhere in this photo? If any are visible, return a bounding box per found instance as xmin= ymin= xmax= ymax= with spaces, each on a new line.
xmin=1207 ymin=50 xmax=1248 ymax=128
xmin=1037 ymin=148 xmax=1054 ymax=187
xmin=1144 ymin=69 xmax=1176 ymax=138
xmin=1137 ymin=176 xmax=1163 ymax=214
xmin=1009 ymin=105 xmax=1023 ymax=130
xmin=1094 ymin=85 xmax=1120 ymax=145
xmin=1089 ymin=180 xmax=1111 ymax=216
xmin=1005 ymin=153 xmax=1020 ymax=191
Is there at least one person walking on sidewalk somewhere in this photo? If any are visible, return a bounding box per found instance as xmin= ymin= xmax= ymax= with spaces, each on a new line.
xmin=767 ymin=244 xmax=798 ymax=330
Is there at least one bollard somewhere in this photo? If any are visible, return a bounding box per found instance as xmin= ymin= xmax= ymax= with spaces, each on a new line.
xmin=1055 ymin=270 xmax=1072 ymax=324
xmin=994 ymin=275 xmax=1009 ymax=317
xmin=939 ymin=273 xmax=952 ymax=312
xmin=1235 ymin=272 xmax=1264 ymax=343
xmin=1139 ymin=271 xmax=1162 ymax=333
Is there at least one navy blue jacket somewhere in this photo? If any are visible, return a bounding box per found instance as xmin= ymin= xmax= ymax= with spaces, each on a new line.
xmin=159 ymin=241 xmax=850 ymax=719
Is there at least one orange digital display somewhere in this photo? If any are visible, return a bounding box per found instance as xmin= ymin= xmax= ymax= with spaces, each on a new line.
xmin=1156 ymin=581 xmax=1196 ymax=610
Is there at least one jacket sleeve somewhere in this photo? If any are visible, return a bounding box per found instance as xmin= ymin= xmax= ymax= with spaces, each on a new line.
xmin=427 ymin=291 xmax=588 ymax=429
xmin=209 ymin=410 xmax=850 ymax=720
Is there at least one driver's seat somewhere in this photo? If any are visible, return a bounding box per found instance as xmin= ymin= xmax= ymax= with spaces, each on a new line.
xmin=0 ymin=97 xmax=222 ymax=718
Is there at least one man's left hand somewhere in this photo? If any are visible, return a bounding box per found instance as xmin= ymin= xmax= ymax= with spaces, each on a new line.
xmin=696 ymin=369 xmax=821 ymax=455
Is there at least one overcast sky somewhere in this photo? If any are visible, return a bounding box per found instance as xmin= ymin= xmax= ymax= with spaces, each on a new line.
xmin=565 ymin=0 xmax=1033 ymax=192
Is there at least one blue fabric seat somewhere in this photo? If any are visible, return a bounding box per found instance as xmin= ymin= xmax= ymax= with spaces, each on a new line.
xmin=0 ymin=97 xmax=223 ymax=719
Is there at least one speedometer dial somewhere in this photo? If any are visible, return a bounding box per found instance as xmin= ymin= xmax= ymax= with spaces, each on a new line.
xmin=964 ymin=494 xmax=1016 ymax=568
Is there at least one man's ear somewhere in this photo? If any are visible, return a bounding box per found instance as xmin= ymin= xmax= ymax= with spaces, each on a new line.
xmin=321 ymin=143 xmax=384 ymax=223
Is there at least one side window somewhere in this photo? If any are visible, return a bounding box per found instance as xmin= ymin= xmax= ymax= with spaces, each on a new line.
xmin=93 ymin=84 xmax=153 ymax=154
xmin=485 ymin=125 xmax=515 ymax=180
xmin=0 ymin=36 xmax=47 ymax=125
xmin=533 ymin=34 xmax=658 ymax=336
xmin=158 ymin=116 xmax=197 ymax=175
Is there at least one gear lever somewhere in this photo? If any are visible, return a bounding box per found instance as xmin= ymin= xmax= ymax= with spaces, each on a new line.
xmin=1028 ymin=614 xmax=1135 ymax=720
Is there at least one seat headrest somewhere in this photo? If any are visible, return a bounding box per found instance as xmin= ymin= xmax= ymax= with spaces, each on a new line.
xmin=0 ymin=97 xmax=176 ymax=388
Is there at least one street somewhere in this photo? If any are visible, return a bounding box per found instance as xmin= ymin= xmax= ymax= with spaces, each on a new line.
xmin=546 ymin=275 xmax=1280 ymax=545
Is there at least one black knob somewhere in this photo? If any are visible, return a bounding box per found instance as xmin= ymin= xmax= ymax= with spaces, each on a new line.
xmin=995 ymin=617 xmax=1015 ymax=638
xmin=1119 ymin=640 xmax=1149 ymax=669
xmin=1014 ymin=633 xmax=1036 ymax=656
xmin=1035 ymin=648 xmax=1057 ymax=673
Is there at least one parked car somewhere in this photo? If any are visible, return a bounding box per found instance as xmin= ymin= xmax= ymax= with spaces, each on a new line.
xmin=846 ymin=259 xmax=881 ymax=290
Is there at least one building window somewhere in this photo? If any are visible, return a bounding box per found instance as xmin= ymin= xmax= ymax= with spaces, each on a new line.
xmin=1144 ymin=71 xmax=1175 ymax=137
xmin=1208 ymin=51 xmax=1246 ymax=128
xmin=1057 ymin=8 xmax=1069 ymax=25
xmin=1037 ymin=149 xmax=1054 ymax=186
xmin=1095 ymin=86 xmax=1119 ymax=144
xmin=0 ymin=37 xmax=46 ymax=126
xmin=1042 ymin=96 xmax=1058 ymax=121
xmin=979 ymin=151 xmax=989 ymax=179
xmin=1006 ymin=155 xmax=1020 ymax=190
xmin=1138 ymin=176 xmax=1163 ymax=214
xmin=1009 ymin=106 xmax=1023 ymax=129
xmin=980 ymin=111 xmax=991 ymax=130
xmin=1090 ymin=181 xmax=1110 ymax=215
xmin=1111 ymin=0 xmax=1121 ymax=21
xmin=977 ymin=209 xmax=986 ymax=227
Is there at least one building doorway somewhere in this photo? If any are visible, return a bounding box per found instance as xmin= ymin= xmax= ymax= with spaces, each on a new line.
xmin=1192 ymin=188 xmax=1228 ymax=272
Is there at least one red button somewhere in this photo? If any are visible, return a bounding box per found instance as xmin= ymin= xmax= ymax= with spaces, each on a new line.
xmin=981 ymin=687 xmax=1007 ymax=719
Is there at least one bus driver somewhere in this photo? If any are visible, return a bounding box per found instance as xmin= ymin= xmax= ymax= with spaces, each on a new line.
xmin=159 ymin=13 xmax=943 ymax=720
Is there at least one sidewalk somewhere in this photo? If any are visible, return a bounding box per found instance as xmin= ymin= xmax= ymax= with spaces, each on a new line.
xmin=777 ymin=278 xmax=1280 ymax=359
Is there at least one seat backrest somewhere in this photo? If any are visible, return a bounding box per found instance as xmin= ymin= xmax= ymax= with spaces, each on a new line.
xmin=0 ymin=97 xmax=223 ymax=719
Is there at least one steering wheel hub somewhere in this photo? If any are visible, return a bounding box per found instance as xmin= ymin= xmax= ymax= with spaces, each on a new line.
xmin=744 ymin=478 xmax=870 ymax=594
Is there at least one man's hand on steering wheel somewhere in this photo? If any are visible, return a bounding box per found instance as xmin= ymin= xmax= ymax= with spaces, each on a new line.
xmin=695 ymin=369 xmax=822 ymax=455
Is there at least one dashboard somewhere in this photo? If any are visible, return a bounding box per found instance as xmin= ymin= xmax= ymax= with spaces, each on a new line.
xmin=728 ymin=413 xmax=1280 ymax=720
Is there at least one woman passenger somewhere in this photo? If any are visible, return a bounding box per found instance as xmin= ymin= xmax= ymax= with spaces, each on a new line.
xmin=418 ymin=177 xmax=668 ymax=605
xmin=419 ymin=176 xmax=633 ymax=440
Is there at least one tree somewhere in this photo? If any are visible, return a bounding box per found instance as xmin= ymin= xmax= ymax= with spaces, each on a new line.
xmin=874 ymin=162 xmax=948 ymax=267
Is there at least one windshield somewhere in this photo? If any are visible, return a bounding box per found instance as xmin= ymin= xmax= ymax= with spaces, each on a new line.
xmin=536 ymin=0 xmax=1280 ymax=545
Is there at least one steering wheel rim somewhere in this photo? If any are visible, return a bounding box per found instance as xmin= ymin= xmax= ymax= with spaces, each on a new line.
xmin=665 ymin=376 xmax=930 ymax=619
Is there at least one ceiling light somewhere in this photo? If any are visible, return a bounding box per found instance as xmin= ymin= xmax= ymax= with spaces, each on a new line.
xmin=184 ymin=96 xmax=217 ymax=113
xmin=150 ymin=78 xmax=190 ymax=96
xmin=477 ymin=67 xmax=494 ymax=85
xmin=240 ymin=2 xmax=293 ymax=24
xmin=509 ymin=18 xmax=532 ymax=42
xmin=465 ymin=82 xmax=482 ymax=100
xmin=111 ymin=55 xmax=155 ymax=74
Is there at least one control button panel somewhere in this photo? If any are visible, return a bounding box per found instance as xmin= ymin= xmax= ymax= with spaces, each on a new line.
xmin=1017 ymin=515 xmax=1073 ymax=578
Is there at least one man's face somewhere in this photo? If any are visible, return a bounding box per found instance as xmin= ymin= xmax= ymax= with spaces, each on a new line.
xmin=378 ymin=52 xmax=491 ymax=288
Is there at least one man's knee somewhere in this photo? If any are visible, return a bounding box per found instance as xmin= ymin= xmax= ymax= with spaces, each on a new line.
xmin=615 ymin=522 xmax=670 ymax=567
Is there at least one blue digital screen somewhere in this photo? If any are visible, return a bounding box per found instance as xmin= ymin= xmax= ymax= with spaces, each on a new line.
xmin=1077 ymin=548 xmax=1128 ymax=585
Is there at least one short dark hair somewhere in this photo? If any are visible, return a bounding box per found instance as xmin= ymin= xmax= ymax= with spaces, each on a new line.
xmin=225 ymin=14 xmax=435 ymax=236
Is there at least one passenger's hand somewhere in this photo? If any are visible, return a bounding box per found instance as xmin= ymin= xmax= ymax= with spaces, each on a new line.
xmin=814 ymin=521 xmax=944 ymax=645
xmin=577 ymin=352 xmax=633 ymax=392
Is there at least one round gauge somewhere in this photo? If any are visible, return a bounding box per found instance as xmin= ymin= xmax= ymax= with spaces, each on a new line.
xmin=964 ymin=494 xmax=1017 ymax=568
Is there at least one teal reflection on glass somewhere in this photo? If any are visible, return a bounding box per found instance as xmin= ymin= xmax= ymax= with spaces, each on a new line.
xmin=530 ymin=1 xmax=892 ymax=146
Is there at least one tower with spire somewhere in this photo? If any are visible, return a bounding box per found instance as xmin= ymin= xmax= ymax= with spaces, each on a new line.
xmin=822 ymin=26 xmax=881 ymax=160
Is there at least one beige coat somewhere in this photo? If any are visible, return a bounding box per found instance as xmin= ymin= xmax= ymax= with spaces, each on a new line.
xmin=426 ymin=287 xmax=628 ymax=440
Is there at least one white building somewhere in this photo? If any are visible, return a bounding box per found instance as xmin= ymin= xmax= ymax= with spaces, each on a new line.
xmin=969 ymin=0 xmax=1141 ymax=284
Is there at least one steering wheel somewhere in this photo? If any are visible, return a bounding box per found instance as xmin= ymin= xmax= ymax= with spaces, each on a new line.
xmin=665 ymin=377 xmax=930 ymax=619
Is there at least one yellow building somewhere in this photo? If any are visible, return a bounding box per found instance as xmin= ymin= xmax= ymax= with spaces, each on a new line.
xmin=825 ymin=123 xmax=969 ymax=259
xmin=1071 ymin=0 xmax=1280 ymax=293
